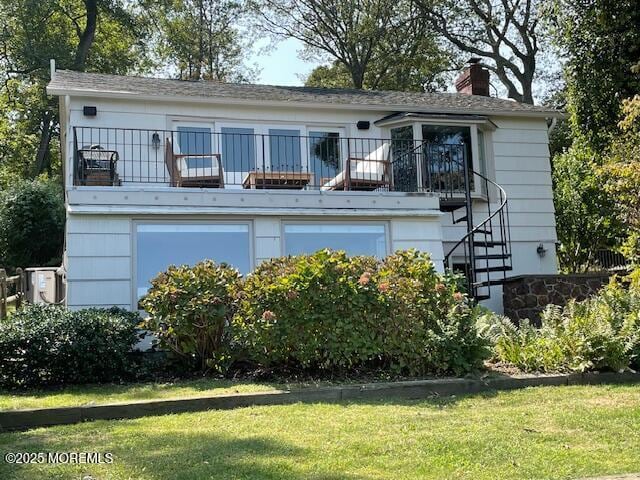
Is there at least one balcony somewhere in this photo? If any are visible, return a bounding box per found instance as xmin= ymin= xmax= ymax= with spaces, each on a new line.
xmin=72 ymin=127 xmax=471 ymax=197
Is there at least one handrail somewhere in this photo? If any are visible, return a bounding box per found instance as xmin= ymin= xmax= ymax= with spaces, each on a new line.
xmin=443 ymin=159 xmax=509 ymax=267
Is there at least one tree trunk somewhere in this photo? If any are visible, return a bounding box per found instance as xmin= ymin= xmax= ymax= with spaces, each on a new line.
xmin=350 ymin=64 xmax=365 ymax=89
xmin=74 ymin=0 xmax=98 ymax=71
xmin=34 ymin=111 xmax=53 ymax=176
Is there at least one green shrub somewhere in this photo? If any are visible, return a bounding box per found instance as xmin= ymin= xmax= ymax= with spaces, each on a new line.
xmin=141 ymin=260 xmax=242 ymax=372
xmin=232 ymin=250 xmax=382 ymax=371
xmin=0 ymin=179 xmax=65 ymax=269
xmin=233 ymin=249 xmax=488 ymax=375
xmin=375 ymin=250 xmax=487 ymax=375
xmin=478 ymin=277 xmax=640 ymax=373
xmin=0 ymin=304 xmax=143 ymax=388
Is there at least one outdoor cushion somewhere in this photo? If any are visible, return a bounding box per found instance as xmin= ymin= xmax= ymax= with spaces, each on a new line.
xmin=178 ymin=156 xmax=220 ymax=178
xmin=321 ymin=143 xmax=389 ymax=190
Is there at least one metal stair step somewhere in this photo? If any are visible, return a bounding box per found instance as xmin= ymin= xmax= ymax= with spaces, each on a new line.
xmin=453 ymin=215 xmax=468 ymax=224
xmin=472 ymin=279 xmax=508 ymax=287
xmin=473 ymin=228 xmax=492 ymax=235
xmin=440 ymin=198 xmax=467 ymax=213
xmin=474 ymin=294 xmax=491 ymax=301
xmin=474 ymin=253 xmax=512 ymax=260
xmin=473 ymin=240 xmax=506 ymax=247
xmin=474 ymin=265 xmax=514 ymax=273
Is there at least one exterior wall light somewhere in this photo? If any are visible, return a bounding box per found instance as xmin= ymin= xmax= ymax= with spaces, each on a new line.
xmin=536 ymin=243 xmax=547 ymax=258
xmin=151 ymin=132 xmax=161 ymax=149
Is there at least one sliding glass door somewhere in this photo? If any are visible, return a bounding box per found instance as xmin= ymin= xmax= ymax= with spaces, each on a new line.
xmin=308 ymin=130 xmax=342 ymax=186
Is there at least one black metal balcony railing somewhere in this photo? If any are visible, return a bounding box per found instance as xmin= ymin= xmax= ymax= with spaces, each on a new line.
xmin=72 ymin=127 xmax=473 ymax=195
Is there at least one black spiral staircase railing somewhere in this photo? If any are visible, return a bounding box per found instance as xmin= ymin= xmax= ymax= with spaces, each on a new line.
xmin=391 ymin=141 xmax=512 ymax=301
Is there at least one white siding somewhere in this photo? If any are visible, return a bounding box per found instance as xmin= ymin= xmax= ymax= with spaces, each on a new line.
xmin=391 ymin=219 xmax=445 ymax=272
xmin=65 ymin=212 xmax=445 ymax=309
xmin=65 ymin=215 xmax=132 ymax=309
xmin=254 ymin=217 xmax=281 ymax=264
xmin=444 ymin=116 xmax=558 ymax=312
xmin=62 ymin=95 xmax=558 ymax=313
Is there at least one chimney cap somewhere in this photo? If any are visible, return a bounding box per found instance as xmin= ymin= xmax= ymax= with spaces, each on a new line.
xmin=468 ymin=57 xmax=482 ymax=65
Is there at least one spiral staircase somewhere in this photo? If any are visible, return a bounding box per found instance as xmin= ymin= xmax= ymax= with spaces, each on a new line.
xmin=393 ymin=142 xmax=512 ymax=301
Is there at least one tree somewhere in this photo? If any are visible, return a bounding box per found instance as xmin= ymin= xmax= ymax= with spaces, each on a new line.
xmin=551 ymin=0 xmax=640 ymax=149
xmin=254 ymin=0 xmax=451 ymax=90
xmin=146 ymin=0 xmax=258 ymax=82
xmin=552 ymin=145 xmax=622 ymax=272
xmin=304 ymin=35 xmax=455 ymax=92
xmin=601 ymin=95 xmax=640 ymax=264
xmin=0 ymin=179 xmax=65 ymax=269
xmin=416 ymin=0 xmax=551 ymax=104
xmin=0 ymin=0 xmax=149 ymax=185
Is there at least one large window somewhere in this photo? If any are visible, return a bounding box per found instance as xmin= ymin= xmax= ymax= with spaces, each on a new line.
xmin=284 ymin=224 xmax=387 ymax=258
xmin=422 ymin=124 xmax=473 ymax=192
xmin=136 ymin=223 xmax=251 ymax=299
xmin=421 ymin=124 xmax=472 ymax=169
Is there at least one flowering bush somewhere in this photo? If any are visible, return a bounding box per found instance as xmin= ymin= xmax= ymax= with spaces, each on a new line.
xmin=233 ymin=249 xmax=488 ymax=375
xmin=141 ymin=260 xmax=241 ymax=372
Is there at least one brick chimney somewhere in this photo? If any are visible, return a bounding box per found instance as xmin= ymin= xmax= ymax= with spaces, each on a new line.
xmin=455 ymin=58 xmax=490 ymax=96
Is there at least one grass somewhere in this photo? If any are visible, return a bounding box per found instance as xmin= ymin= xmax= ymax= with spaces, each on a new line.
xmin=0 ymin=378 xmax=281 ymax=411
xmin=1 ymin=384 xmax=639 ymax=479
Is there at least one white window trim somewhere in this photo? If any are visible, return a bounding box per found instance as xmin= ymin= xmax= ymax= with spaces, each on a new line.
xmin=416 ymin=121 xmax=491 ymax=198
xmin=131 ymin=219 xmax=254 ymax=310
xmin=306 ymin=126 xmax=348 ymax=172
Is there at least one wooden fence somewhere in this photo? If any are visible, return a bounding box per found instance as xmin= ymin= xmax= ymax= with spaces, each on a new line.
xmin=0 ymin=268 xmax=26 ymax=319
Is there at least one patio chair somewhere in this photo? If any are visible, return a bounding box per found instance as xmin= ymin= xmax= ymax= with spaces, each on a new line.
xmin=165 ymin=138 xmax=224 ymax=188
xmin=77 ymin=144 xmax=120 ymax=186
xmin=320 ymin=143 xmax=391 ymax=191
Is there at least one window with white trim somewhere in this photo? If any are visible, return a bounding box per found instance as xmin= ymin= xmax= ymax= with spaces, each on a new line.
xmin=283 ymin=223 xmax=387 ymax=258
xmin=135 ymin=223 xmax=251 ymax=299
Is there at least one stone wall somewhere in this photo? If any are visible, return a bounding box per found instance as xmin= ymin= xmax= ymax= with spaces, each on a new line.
xmin=502 ymin=273 xmax=611 ymax=325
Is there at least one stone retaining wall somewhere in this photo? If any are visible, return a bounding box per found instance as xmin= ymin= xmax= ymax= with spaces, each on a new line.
xmin=503 ymin=273 xmax=611 ymax=324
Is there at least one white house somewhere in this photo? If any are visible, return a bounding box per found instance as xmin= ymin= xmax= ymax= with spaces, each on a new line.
xmin=46 ymin=60 xmax=561 ymax=313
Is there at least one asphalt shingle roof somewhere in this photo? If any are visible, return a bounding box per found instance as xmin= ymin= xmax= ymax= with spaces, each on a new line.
xmin=47 ymin=70 xmax=561 ymax=117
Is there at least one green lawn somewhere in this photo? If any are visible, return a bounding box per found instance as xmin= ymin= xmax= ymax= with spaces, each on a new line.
xmin=1 ymin=385 xmax=639 ymax=479
xmin=0 ymin=378 xmax=282 ymax=411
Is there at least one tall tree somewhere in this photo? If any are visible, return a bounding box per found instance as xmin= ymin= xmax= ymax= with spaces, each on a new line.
xmin=304 ymin=35 xmax=455 ymax=92
xmin=146 ymin=0 xmax=258 ymax=82
xmin=254 ymin=0 xmax=451 ymax=90
xmin=416 ymin=0 xmax=550 ymax=104
xmin=0 ymin=0 xmax=148 ymax=185
xmin=601 ymin=94 xmax=640 ymax=264
xmin=552 ymin=144 xmax=622 ymax=272
xmin=549 ymin=1 xmax=639 ymax=271
xmin=551 ymin=0 xmax=640 ymax=149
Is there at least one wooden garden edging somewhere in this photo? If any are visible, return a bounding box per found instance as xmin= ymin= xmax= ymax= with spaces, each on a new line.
xmin=0 ymin=268 xmax=26 ymax=319
xmin=1 ymin=371 xmax=639 ymax=432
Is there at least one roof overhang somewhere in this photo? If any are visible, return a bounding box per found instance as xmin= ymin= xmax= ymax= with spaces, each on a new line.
xmin=374 ymin=112 xmax=499 ymax=129
xmin=46 ymin=85 xmax=565 ymax=119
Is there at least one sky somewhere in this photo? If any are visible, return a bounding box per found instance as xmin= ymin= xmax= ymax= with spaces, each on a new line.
xmin=249 ymin=38 xmax=320 ymax=86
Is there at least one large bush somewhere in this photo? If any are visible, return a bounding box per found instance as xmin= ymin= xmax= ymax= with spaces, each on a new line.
xmin=141 ymin=260 xmax=242 ymax=372
xmin=0 ymin=304 xmax=143 ymax=388
xmin=233 ymin=249 xmax=488 ymax=375
xmin=478 ymin=277 xmax=640 ymax=373
xmin=0 ymin=179 xmax=65 ymax=269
